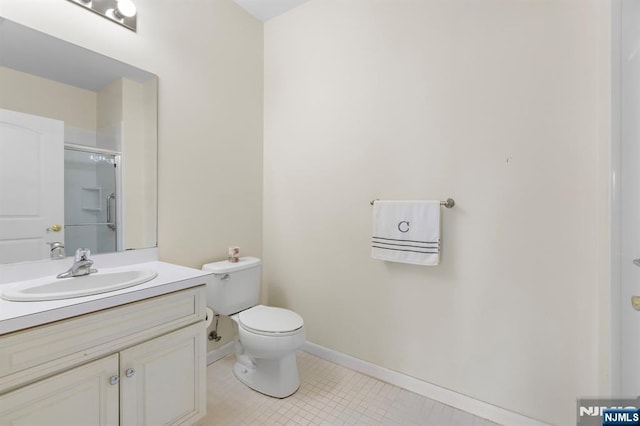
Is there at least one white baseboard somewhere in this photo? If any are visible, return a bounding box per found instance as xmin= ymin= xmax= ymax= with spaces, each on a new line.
xmin=207 ymin=341 xmax=234 ymax=365
xmin=302 ymin=341 xmax=549 ymax=426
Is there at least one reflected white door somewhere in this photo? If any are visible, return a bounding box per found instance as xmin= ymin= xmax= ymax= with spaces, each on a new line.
xmin=0 ymin=108 xmax=64 ymax=263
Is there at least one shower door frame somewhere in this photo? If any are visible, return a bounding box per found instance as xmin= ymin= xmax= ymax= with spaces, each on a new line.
xmin=64 ymin=143 xmax=123 ymax=253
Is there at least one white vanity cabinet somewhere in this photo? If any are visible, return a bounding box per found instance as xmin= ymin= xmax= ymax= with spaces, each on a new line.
xmin=0 ymin=286 xmax=207 ymax=426
xmin=0 ymin=354 xmax=120 ymax=425
xmin=120 ymin=321 xmax=205 ymax=425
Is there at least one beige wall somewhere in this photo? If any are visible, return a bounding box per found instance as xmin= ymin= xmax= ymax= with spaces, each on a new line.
xmin=96 ymin=78 xmax=123 ymax=152
xmin=264 ymin=1 xmax=610 ymax=424
xmin=0 ymin=0 xmax=263 ymax=351
xmin=141 ymin=78 xmax=159 ymax=249
xmin=121 ymin=78 xmax=157 ymax=249
xmin=0 ymin=66 xmax=96 ymax=129
xmin=95 ymin=77 xmax=158 ymax=250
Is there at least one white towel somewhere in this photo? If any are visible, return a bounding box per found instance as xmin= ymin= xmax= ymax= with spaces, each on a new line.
xmin=371 ymin=200 xmax=441 ymax=265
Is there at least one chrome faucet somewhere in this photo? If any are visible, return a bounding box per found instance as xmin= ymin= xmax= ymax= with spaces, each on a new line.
xmin=47 ymin=242 xmax=66 ymax=260
xmin=57 ymin=248 xmax=98 ymax=279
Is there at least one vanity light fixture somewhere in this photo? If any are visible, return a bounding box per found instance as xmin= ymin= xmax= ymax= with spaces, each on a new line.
xmin=66 ymin=0 xmax=137 ymax=32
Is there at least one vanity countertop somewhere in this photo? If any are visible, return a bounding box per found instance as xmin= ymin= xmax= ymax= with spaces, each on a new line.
xmin=0 ymin=261 xmax=212 ymax=335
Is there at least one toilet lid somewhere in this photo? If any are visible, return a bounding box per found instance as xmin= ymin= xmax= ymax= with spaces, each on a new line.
xmin=238 ymin=305 xmax=304 ymax=334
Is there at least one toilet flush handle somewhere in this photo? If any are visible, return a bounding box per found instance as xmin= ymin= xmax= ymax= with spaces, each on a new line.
xmin=218 ymin=273 xmax=230 ymax=281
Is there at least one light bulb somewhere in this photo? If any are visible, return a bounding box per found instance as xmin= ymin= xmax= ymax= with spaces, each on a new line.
xmin=114 ymin=0 xmax=136 ymax=19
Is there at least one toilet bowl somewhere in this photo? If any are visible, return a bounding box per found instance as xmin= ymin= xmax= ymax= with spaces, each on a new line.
xmin=231 ymin=305 xmax=305 ymax=397
xmin=202 ymin=257 xmax=305 ymax=398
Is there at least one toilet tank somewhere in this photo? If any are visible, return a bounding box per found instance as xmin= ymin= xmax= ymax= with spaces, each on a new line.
xmin=202 ymin=257 xmax=261 ymax=315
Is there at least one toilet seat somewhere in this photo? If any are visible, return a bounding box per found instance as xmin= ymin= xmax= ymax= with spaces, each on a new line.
xmin=238 ymin=305 xmax=304 ymax=336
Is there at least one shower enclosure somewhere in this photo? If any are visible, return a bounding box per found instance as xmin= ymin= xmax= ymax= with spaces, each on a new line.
xmin=64 ymin=146 xmax=120 ymax=256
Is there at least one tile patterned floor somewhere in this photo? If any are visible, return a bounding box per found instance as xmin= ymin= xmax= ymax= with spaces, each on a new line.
xmin=202 ymin=351 xmax=500 ymax=425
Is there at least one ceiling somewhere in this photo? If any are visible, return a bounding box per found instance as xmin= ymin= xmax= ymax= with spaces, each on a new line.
xmin=233 ymin=0 xmax=312 ymax=21
xmin=0 ymin=18 xmax=155 ymax=92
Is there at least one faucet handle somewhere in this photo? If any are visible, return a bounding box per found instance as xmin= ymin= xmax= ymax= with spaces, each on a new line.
xmin=75 ymin=248 xmax=91 ymax=261
xmin=47 ymin=242 xmax=66 ymax=260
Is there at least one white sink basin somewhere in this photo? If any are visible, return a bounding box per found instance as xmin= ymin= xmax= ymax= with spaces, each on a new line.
xmin=0 ymin=270 xmax=158 ymax=302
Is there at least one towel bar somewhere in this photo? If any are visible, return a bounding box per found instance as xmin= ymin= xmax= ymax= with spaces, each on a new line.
xmin=370 ymin=198 xmax=455 ymax=208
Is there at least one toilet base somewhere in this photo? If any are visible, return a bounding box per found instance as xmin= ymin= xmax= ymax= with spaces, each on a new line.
xmin=233 ymin=352 xmax=300 ymax=398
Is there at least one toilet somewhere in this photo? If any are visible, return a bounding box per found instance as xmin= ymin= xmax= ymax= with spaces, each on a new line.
xmin=202 ymin=257 xmax=305 ymax=398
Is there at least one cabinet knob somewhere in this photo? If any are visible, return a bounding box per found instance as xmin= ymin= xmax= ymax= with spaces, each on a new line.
xmin=109 ymin=375 xmax=119 ymax=385
xmin=125 ymin=368 xmax=135 ymax=378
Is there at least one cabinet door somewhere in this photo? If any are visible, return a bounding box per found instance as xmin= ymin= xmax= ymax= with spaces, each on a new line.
xmin=120 ymin=322 xmax=206 ymax=426
xmin=0 ymin=354 xmax=119 ymax=426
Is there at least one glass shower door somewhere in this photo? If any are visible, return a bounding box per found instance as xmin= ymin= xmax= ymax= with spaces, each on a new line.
xmin=64 ymin=148 xmax=118 ymax=256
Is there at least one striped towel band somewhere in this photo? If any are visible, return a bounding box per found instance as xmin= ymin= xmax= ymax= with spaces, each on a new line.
xmin=372 ymin=236 xmax=440 ymax=254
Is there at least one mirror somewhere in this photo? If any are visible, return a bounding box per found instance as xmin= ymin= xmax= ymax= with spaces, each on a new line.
xmin=0 ymin=18 xmax=157 ymax=264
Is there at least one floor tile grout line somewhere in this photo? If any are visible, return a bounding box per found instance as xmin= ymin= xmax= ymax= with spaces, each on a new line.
xmin=202 ymin=351 xmax=500 ymax=426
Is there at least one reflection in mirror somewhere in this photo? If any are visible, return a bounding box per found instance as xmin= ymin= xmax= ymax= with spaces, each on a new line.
xmin=0 ymin=18 xmax=157 ymax=264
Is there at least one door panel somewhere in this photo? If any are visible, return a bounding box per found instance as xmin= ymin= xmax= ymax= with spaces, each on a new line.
xmin=120 ymin=322 xmax=206 ymax=426
xmin=0 ymin=108 xmax=64 ymax=263
xmin=0 ymin=354 xmax=119 ymax=426
xmin=620 ymin=0 xmax=640 ymax=396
